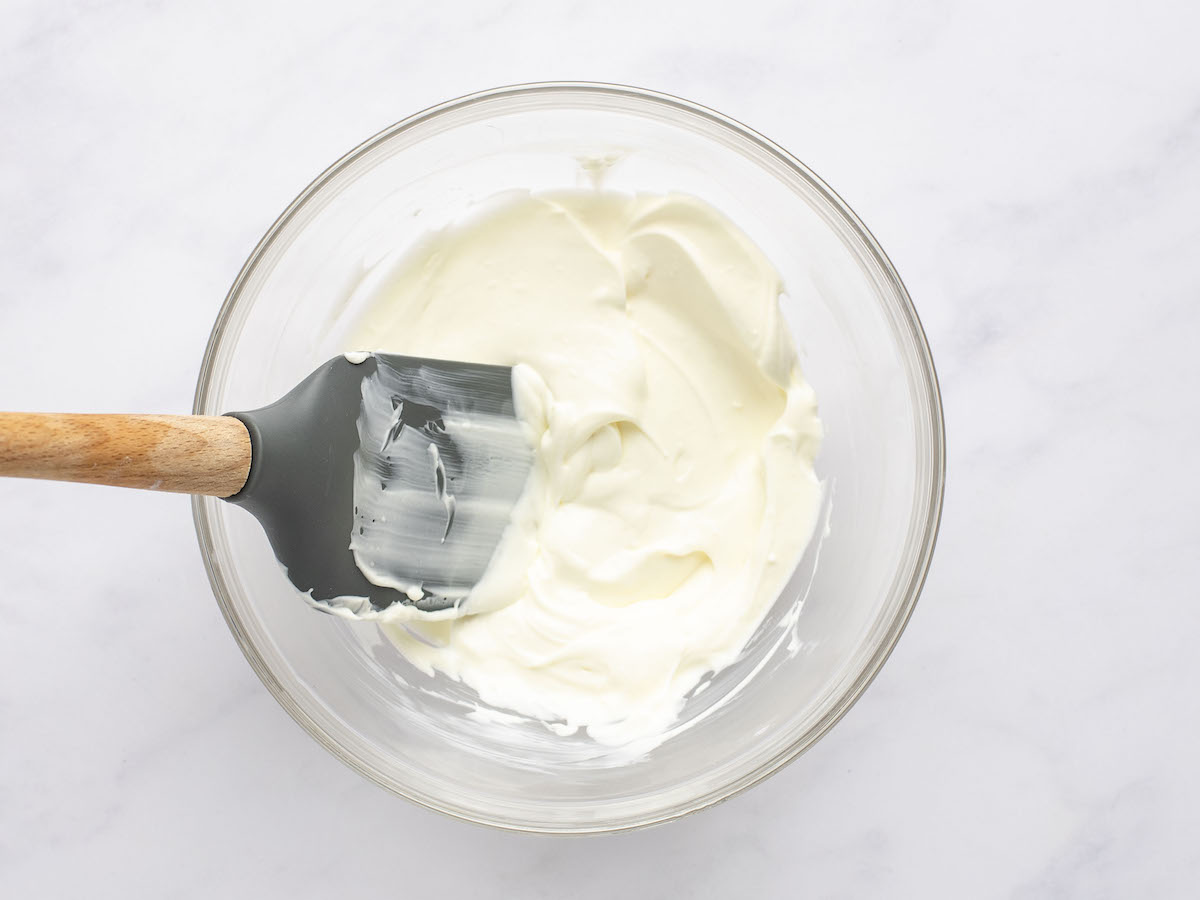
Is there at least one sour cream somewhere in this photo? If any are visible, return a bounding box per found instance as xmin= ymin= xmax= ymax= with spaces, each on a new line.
xmin=348 ymin=190 xmax=822 ymax=744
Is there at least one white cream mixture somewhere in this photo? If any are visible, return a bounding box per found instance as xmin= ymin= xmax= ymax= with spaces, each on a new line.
xmin=347 ymin=190 xmax=823 ymax=744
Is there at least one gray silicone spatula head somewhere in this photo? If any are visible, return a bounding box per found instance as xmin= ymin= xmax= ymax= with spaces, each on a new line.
xmin=226 ymin=353 xmax=533 ymax=618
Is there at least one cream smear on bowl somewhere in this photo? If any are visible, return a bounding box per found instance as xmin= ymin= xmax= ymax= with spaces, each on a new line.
xmin=346 ymin=190 xmax=823 ymax=746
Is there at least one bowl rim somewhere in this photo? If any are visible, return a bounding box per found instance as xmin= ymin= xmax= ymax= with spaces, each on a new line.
xmin=192 ymin=80 xmax=946 ymax=834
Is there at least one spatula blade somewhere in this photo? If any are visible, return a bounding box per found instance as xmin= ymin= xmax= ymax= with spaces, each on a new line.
xmin=227 ymin=353 xmax=532 ymax=618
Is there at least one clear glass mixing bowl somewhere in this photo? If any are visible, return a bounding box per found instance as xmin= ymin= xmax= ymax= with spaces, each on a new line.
xmin=192 ymin=83 xmax=944 ymax=833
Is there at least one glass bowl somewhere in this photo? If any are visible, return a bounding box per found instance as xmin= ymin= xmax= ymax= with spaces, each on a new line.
xmin=192 ymin=82 xmax=944 ymax=833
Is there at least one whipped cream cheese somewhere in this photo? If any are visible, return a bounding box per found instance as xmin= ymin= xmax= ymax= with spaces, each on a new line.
xmin=347 ymin=190 xmax=822 ymax=744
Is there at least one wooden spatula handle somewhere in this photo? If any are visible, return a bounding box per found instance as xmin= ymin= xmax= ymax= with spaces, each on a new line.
xmin=0 ymin=413 xmax=252 ymax=498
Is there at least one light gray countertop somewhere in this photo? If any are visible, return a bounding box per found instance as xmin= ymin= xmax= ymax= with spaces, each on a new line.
xmin=3 ymin=1 xmax=1198 ymax=896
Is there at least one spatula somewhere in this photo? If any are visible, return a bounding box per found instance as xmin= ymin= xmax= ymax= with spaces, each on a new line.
xmin=0 ymin=353 xmax=534 ymax=617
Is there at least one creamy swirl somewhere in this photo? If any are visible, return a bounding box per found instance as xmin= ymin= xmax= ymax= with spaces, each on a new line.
xmin=348 ymin=190 xmax=822 ymax=744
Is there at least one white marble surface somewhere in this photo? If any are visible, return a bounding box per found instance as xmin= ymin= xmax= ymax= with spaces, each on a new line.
xmin=3 ymin=0 xmax=1199 ymax=895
